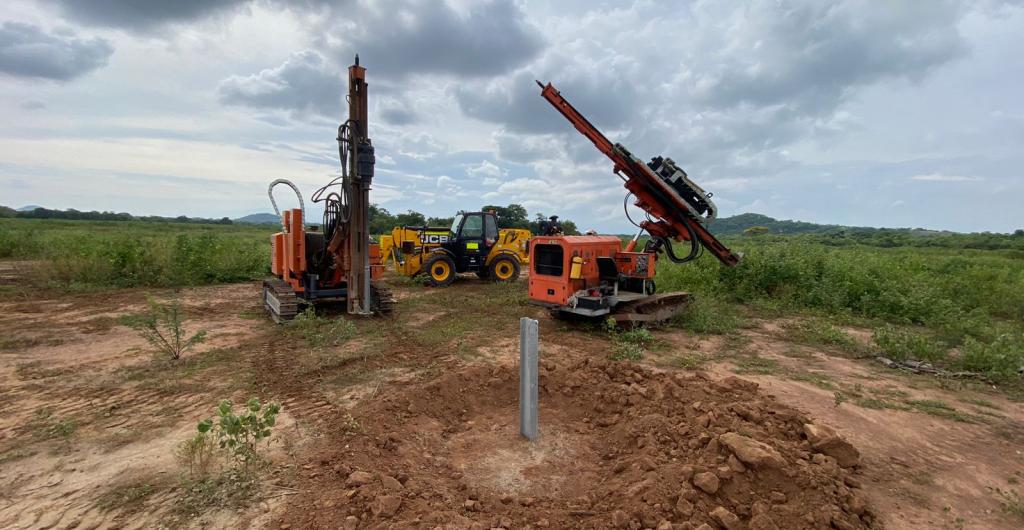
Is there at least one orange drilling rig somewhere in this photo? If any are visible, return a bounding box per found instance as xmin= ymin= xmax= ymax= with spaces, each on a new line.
xmin=528 ymin=81 xmax=741 ymax=323
xmin=263 ymin=56 xmax=394 ymax=322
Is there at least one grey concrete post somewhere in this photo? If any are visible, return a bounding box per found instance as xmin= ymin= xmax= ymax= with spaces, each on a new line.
xmin=519 ymin=317 xmax=539 ymax=441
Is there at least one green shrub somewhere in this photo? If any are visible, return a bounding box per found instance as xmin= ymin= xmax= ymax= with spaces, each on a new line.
xmin=197 ymin=398 xmax=282 ymax=473
xmin=872 ymin=325 xmax=948 ymax=363
xmin=123 ymin=296 xmax=207 ymax=360
xmin=671 ymin=295 xmax=744 ymax=334
xmin=958 ymin=334 xmax=1024 ymax=380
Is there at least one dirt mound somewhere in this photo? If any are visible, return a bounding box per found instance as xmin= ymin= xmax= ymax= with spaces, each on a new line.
xmin=278 ymin=358 xmax=874 ymax=529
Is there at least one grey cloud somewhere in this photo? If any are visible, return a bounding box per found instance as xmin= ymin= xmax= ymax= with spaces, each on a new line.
xmin=217 ymin=51 xmax=343 ymax=119
xmin=20 ymin=100 xmax=47 ymax=110
xmin=0 ymin=22 xmax=113 ymax=81
xmin=455 ymin=60 xmax=639 ymax=135
xmin=41 ymin=0 xmax=250 ymax=30
xmin=378 ymin=98 xmax=418 ymax=125
xmin=315 ymin=0 xmax=543 ymax=79
xmin=688 ymin=1 xmax=967 ymax=114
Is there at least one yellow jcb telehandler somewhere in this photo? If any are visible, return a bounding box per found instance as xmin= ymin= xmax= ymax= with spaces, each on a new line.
xmin=379 ymin=211 xmax=530 ymax=286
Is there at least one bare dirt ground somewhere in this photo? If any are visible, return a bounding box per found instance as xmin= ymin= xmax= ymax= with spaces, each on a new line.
xmin=0 ymin=273 xmax=1022 ymax=529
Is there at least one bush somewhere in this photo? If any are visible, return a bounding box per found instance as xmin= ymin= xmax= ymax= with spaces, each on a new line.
xmin=195 ymin=398 xmax=282 ymax=473
xmin=958 ymin=334 xmax=1024 ymax=380
xmin=872 ymin=326 xmax=947 ymax=363
xmin=123 ymin=296 xmax=207 ymax=360
xmin=671 ymin=295 xmax=744 ymax=334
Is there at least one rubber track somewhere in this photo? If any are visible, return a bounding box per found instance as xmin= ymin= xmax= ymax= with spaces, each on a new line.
xmin=263 ymin=278 xmax=299 ymax=323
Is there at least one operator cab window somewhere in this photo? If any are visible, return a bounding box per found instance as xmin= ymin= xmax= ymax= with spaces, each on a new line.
xmin=534 ymin=244 xmax=564 ymax=276
xmin=460 ymin=214 xmax=483 ymax=238
xmin=449 ymin=214 xmax=463 ymax=235
xmin=484 ymin=215 xmax=498 ymax=241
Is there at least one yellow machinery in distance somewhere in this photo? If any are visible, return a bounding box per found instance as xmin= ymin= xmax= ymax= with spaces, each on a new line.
xmin=378 ymin=211 xmax=530 ymax=286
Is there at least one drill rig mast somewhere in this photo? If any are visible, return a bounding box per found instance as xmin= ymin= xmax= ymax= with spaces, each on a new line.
xmin=263 ymin=56 xmax=394 ymax=322
xmin=527 ymin=82 xmax=740 ymax=323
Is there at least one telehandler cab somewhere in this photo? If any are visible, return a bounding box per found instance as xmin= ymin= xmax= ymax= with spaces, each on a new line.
xmin=379 ymin=210 xmax=530 ymax=286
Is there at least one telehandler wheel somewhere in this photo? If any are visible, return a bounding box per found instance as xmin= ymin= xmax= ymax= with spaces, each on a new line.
xmin=488 ymin=255 xmax=520 ymax=282
xmin=424 ymin=253 xmax=457 ymax=287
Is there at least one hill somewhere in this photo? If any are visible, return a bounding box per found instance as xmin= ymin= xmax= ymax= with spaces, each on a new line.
xmin=17 ymin=205 xmax=43 ymax=212
xmin=234 ymin=213 xmax=280 ymax=224
xmin=711 ymin=213 xmax=849 ymax=235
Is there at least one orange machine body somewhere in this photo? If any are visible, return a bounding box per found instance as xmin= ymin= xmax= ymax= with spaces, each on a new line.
xmin=271 ymin=207 xmax=382 ymax=294
xmin=528 ymin=235 xmax=657 ymax=306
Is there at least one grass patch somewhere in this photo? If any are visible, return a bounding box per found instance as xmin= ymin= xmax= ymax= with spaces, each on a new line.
xmin=29 ymin=408 xmax=77 ymax=439
xmin=996 ymin=488 xmax=1024 ymax=518
xmin=0 ymin=335 xmax=63 ymax=352
xmin=905 ymin=399 xmax=977 ymax=423
xmin=176 ymin=472 xmax=259 ymax=520
xmin=789 ymin=371 xmax=836 ymax=390
xmin=785 ymin=319 xmax=864 ymax=354
xmin=731 ymin=355 xmax=778 ymax=375
xmin=285 ymin=309 xmax=357 ymax=349
xmin=97 ymin=481 xmax=158 ymax=512
xmin=961 ymin=396 xmax=1001 ymax=410
xmin=669 ymin=353 xmax=708 ymax=370
xmin=671 ymin=295 xmax=745 ymax=334
xmin=853 ymin=397 xmax=904 ymax=410
xmin=0 ymin=447 xmax=36 ymax=464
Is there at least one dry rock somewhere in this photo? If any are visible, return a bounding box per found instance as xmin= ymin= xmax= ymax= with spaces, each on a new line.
xmin=345 ymin=471 xmax=374 ymax=487
xmin=711 ymin=506 xmax=742 ymax=530
xmin=371 ymin=495 xmax=402 ymax=518
xmin=693 ymin=471 xmax=720 ymax=494
xmin=611 ymin=509 xmax=630 ymax=528
xmin=803 ymin=423 xmax=860 ymax=468
xmin=720 ymin=432 xmax=786 ymax=469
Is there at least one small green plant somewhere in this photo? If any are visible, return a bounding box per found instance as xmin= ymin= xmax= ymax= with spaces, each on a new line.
xmin=123 ymin=296 xmax=207 ymax=360
xmin=604 ymin=319 xmax=655 ymax=361
xmin=175 ymin=431 xmax=217 ymax=479
xmin=197 ymin=398 xmax=282 ymax=472
xmin=833 ymin=392 xmax=847 ymax=407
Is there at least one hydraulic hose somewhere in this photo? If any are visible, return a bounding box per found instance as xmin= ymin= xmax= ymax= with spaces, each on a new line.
xmin=268 ymin=179 xmax=305 ymax=230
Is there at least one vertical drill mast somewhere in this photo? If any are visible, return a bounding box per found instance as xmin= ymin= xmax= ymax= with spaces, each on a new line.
xmin=345 ymin=56 xmax=374 ymax=314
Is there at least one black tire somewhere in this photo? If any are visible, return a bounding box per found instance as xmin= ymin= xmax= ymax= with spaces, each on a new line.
xmin=424 ymin=253 xmax=457 ymax=287
xmin=487 ymin=255 xmax=520 ymax=282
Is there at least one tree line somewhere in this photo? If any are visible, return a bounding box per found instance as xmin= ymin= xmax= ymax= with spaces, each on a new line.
xmin=0 ymin=205 xmax=234 ymax=224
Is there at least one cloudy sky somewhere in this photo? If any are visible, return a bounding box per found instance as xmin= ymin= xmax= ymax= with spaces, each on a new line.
xmin=1 ymin=0 xmax=1022 ymax=233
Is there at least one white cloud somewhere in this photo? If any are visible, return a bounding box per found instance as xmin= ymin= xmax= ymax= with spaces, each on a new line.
xmin=910 ymin=173 xmax=984 ymax=182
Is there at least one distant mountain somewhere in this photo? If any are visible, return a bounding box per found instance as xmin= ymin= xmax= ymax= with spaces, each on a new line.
xmin=17 ymin=205 xmax=43 ymax=212
xmin=234 ymin=213 xmax=280 ymax=224
xmin=710 ymin=213 xmax=928 ymax=236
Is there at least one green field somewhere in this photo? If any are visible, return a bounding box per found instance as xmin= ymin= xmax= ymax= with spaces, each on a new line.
xmin=0 ymin=219 xmax=272 ymax=289
xmin=2 ymin=218 xmax=1021 ymax=383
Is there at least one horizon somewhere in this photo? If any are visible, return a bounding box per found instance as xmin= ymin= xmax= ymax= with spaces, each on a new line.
xmin=2 ymin=1 xmax=1023 ymax=233
xmin=5 ymin=203 xmax=1015 ymax=235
